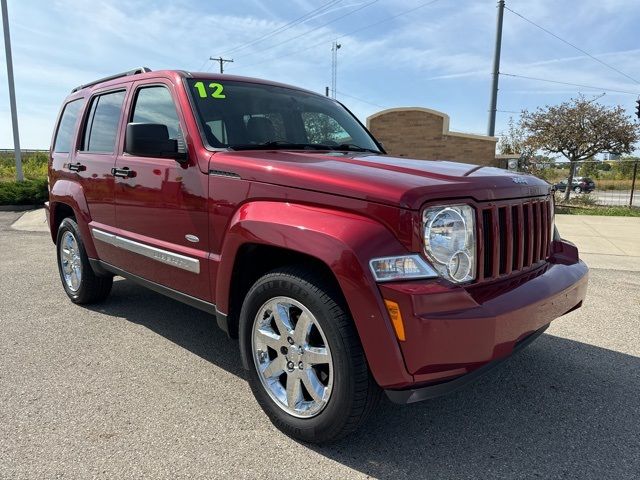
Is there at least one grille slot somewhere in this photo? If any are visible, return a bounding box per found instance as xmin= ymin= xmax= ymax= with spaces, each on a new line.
xmin=478 ymin=198 xmax=552 ymax=282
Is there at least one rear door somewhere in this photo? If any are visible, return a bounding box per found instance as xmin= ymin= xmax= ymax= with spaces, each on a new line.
xmin=112 ymin=80 xmax=210 ymax=300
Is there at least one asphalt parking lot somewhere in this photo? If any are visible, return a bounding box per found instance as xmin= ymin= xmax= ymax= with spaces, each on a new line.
xmin=1 ymin=210 xmax=639 ymax=479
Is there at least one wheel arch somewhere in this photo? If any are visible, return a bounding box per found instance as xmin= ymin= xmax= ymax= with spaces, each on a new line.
xmin=49 ymin=179 xmax=96 ymax=257
xmin=215 ymin=201 xmax=414 ymax=388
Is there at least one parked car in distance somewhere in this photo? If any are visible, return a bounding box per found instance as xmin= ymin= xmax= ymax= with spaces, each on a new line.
xmin=46 ymin=68 xmax=589 ymax=443
xmin=554 ymin=176 xmax=596 ymax=194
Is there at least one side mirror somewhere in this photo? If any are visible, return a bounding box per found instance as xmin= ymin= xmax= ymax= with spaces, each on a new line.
xmin=125 ymin=123 xmax=187 ymax=161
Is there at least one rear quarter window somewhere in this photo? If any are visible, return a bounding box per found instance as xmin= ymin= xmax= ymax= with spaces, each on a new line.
xmin=53 ymin=99 xmax=83 ymax=153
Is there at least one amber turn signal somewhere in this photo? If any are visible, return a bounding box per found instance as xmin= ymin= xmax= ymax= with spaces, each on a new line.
xmin=384 ymin=299 xmax=406 ymax=341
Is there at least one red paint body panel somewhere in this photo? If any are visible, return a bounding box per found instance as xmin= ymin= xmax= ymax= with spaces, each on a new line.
xmin=215 ymin=201 xmax=414 ymax=387
xmin=379 ymin=249 xmax=588 ymax=386
xmin=47 ymin=70 xmax=589 ymax=393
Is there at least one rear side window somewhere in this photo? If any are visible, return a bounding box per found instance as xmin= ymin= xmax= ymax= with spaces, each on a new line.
xmin=53 ymin=99 xmax=83 ymax=153
xmin=83 ymin=90 xmax=126 ymax=153
xmin=130 ymin=86 xmax=184 ymax=151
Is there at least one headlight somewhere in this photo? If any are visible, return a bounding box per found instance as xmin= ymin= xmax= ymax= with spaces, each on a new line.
xmin=423 ymin=205 xmax=476 ymax=283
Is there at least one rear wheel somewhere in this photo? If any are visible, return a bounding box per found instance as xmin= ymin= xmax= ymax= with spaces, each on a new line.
xmin=56 ymin=217 xmax=113 ymax=304
xmin=239 ymin=266 xmax=381 ymax=443
xmin=573 ymin=186 xmax=582 ymax=194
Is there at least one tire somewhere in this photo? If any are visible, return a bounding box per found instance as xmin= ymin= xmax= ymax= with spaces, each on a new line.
xmin=239 ymin=266 xmax=381 ymax=444
xmin=56 ymin=217 xmax=113 ymax=304
xmin=573 ymin=186 xmax=582 ymax=194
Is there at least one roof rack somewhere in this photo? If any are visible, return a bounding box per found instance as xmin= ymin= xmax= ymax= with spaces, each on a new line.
xmin=71 ymin=67 xmax=152 ymax=93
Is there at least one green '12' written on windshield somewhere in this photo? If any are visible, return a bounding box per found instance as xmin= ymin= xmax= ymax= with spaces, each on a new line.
xmin=193 ymin=81 xmax=226 ymax=99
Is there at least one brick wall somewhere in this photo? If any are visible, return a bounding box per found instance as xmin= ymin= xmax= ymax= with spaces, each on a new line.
xmin=367 ymin=108 xmax=498 ymax=166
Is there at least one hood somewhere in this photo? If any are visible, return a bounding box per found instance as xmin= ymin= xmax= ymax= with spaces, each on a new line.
xmin=212 ymin=150 xmax=552 ymax=210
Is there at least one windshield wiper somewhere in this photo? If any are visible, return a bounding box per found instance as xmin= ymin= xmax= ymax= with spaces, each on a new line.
xmin=229 ymin=141 xmax=379 ymax=153
xmin=333 ymin=143 xmax=379 ymax=153
xmin=229 ymin=141 xmax=330 ymax=151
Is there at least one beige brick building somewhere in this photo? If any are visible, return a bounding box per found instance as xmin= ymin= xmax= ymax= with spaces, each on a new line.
xmin=367 ymin=107 xmax=498 ymax=166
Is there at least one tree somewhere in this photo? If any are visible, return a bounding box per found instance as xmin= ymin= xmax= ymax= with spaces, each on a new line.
xmin=520 ymin=95 xmax=640 ymax=201
xmin=498 ymin=117 xmax=529 ymax=155
xmin=498 ymin=117 xmax=542 ymax=173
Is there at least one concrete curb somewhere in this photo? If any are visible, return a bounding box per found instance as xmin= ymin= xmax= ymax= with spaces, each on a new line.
xmin=0 ymin=204 xmax=41 ymax=212
xmin=10 ymin=208 xmax=49 ymax=232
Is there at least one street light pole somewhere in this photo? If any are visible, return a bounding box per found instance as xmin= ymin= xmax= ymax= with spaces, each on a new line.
xmin=1 ymin=0 xmax=23 ymax=181
xmin=487 ymin=0 xmax=505 ymax=137
xmin=331 ymin=41 xmax=341 ymax=99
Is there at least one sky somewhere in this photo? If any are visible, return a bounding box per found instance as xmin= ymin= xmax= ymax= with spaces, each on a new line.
xmin=1 ymin=0 xmax=639 ymax=149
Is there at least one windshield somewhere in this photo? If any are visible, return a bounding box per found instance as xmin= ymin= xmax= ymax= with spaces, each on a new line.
xmin=186 ymin=79 xmax=381 ymax=153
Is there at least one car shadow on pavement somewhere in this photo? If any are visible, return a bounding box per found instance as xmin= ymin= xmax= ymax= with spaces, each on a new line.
xmin=88 ymin=278 xmax=245 ymax=379
xmin=95 ymin=279 xmax=639 ymax=480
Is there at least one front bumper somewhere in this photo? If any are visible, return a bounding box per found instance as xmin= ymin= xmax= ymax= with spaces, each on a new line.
xmin=379 ymin=240 xmax=588 ymax=400
xmin=386 ymin=323 xmax=549 ymax=404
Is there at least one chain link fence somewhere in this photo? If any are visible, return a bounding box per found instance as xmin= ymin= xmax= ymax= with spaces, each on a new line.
xmin=500 ymin=158 xmax=639 ymax=207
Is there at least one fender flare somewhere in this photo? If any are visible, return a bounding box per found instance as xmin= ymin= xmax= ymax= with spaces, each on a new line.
xmin=216 ymin=201 xmax=414 ymax=388
xmin=49 ymin=179 xmax=97 ymax=257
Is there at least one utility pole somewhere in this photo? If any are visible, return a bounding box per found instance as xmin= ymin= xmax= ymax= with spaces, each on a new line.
xmin=487 ymin=0 xmax=505 ymax=137
xmin=331 ymin=41 xmax=341 ymax=99
xmin=1 ymin=0 xmax=23 ymax=181
xmin=210 ymin=56 xmax=234 ymax=74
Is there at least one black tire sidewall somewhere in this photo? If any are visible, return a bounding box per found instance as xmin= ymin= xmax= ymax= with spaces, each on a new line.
xmin=239 ymin=272 xmax=362 ymax=443
xmin=56 ymin=218 xmax=92 ymax=303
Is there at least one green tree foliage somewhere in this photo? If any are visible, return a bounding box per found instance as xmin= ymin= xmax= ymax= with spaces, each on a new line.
xmin=609 ymin=157 xmax=638 ymax=179
xmin=520 ymin=96 xmax=640 ymax=201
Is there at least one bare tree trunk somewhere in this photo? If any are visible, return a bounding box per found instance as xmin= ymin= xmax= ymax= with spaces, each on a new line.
xmin=564 ymin=160 xmax=577 ymax=202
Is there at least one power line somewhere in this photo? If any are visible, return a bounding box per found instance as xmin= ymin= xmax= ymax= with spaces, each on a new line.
xmin=335 ymin=90 xmax=387 ymax=109
xmin=241 ymin=0 xmax=445 ymax=71
xmin=504 ymin=5 xmax=640 ymax=86
xmin=338 ymin=0 xmax=444 ymax=44
xmin=222 ymin=0 xmax=343 ymax=56
xmin=233 ymin=0 xmax=379 ymax=62
xmin=500 ymin=72 xmax=640 ymax=95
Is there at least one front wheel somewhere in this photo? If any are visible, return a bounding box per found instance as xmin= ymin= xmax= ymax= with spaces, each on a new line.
xmin=573 ymin=186 xmax=582 ymax=194
xmin=239 ymin=266 xmax=381 ymax=443
xmin=56 ymin=217 xmax=113 ymax=304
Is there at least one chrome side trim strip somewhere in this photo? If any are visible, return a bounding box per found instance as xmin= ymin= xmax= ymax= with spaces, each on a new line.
xmin=91 ymin=228 xmax=200 ymax=274
xmin=92 ymin=228 xmax=116 ymax=245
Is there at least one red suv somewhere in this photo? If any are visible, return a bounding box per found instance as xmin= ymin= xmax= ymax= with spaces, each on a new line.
xmin=47 ymin=68 xmax=588 ymax=443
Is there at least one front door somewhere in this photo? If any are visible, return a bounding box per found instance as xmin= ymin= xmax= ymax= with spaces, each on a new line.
xmin=112 ymin=81 xmax=210 ymax=301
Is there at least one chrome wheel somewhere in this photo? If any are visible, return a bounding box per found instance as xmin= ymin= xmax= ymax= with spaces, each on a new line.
xmin=59 ymin=231 xmax=82 ymax=292
xmin=251 ymin=296 xmax=333 ymax=418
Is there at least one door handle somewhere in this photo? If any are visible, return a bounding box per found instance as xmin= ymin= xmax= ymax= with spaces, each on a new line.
xmin=111 ymin=167 xmax=136 ymax=178
xmin=67 ymin=162 xmax=86 ymax=172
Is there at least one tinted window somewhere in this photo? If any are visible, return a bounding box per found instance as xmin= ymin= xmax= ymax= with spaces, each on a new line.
xmin=186 ymin=79 xmax=380 ymax=152
xmin=302 ymin=112 xmax=351 ymax=144
xmin=83 ymin=90 xmax=126 ymax=153
xmin=53 ymin=99 xmax=83 ymax=153
xmin=131 ymin=86 xmax=184 ymax=150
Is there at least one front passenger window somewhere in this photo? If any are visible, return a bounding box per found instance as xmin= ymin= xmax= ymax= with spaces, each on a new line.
xmin=130 ymin=86 xmax=185 ymax=152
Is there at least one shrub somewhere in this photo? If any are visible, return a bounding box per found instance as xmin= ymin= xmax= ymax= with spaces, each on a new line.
xmin=0 ymin=178 xmax=48 ymax=205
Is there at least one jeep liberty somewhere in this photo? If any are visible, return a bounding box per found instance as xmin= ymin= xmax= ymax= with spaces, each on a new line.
xmin=47 ymin=68 xmax=588 ymax=443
